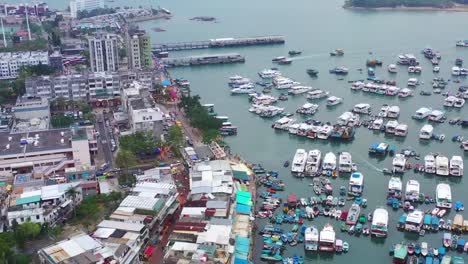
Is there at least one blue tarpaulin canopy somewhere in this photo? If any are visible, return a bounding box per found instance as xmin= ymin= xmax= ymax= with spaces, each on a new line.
xmin=161 ymin=80 xmax=171 ymax=86
xmin=236 ymin=204 xmax=252 ymax=215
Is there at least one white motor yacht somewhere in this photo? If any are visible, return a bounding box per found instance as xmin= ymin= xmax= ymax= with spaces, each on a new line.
xmin=412 ymin=107 xmax=431 ymax=120
xmin=378 ymin=105 xmax=390 ymax=117
xmin=385 ymin=120 xmax=399 ymax=134
xmin=272 ymin=117 xmax=296 ymax=130
xmin=436 ymin=183 xmax=452 ymax=208
xmin=351 ymin=81 xmax=364 ymax=90
xmin=258 ymin=69 xmax=281 ymax=79
xmin=394 ymin=124 xmax=408 ymax=137
xmin=387 ymin=105 xmax=400 ymax=118
xmin=454 ymin=98 xmax=465 ymax=108
xmin=407 ymin=78 xmax=419 ymax=86
xmin=291 ymin=149 xmax=307 ymax=173
xmin=428 ymin=110 xmax=445 ymax=122
xmin=449 ymin=156 xmax=464 ymax=176
xmin=392 ymin=154 xmax=406 ymax=173
xmin=317 ymin=125 xmax=333 ymax=139
xmin=435 ymin=155 xmax=449 ymax=176
xmin=424 ymin=154 xmax=436 ymax=174
xmin=230 ymin=86 xmax=256 ymax=94
xmin=326 ymin=96 xmax=343 ymax=106
xmin=388 ymin=64 xmax=397 ymax=73
xmin=338 ymin=152 xmax=353 ymax=173
xmin=307 ymin=90 xmax=329 ymax=100
xmin=371 ymin=118 xmax=384 ymax=130
xmin=289 ymin=86 xmax=313 ymax=95
xmin=452 ymin=66 xmax=461 ymax=76
xmin=405 ymin=180 xmax=420 ymax=201
xmin=296 ymin=103 xmax=319 ymax=115
xmin=353 ymin=103 xmax=371 ymax=114
xmin=322 ymin=152 xmax=337 ymax=171
xmin=444 ymin=96 xmax=457 ymax=107
xmin=305 ymin=149 xmax=321 ymax=175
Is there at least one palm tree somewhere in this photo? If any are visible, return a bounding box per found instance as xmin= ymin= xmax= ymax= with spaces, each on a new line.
xmin=66 ymin=187 xmax=79 ymax=218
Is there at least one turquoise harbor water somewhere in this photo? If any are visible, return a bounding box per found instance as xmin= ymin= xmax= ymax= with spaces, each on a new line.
xmin=34 ymin=0 xmax=468 ymax=262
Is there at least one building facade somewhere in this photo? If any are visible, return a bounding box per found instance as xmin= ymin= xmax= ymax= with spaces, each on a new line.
xmin=0 ymin=51 xmax=49 ymax=79
xmin=88 ymin=33 xmax=119 ymax=73
xmin=127 ymin=29 xmax=152 ymax=70
xmin=69 ymin=0 xmax=105 ymax=18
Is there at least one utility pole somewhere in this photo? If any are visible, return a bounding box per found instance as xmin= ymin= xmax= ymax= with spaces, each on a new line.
xmin=25 ymin=3 xmax=32 ymax=40
xmin=1 ymin=5 xmax=6 ymax=47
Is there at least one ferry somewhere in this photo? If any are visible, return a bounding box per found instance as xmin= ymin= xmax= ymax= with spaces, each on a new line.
xmin=449 ymin=156 xmax=463 ymax=176
xmin=307 ymin=90 xmax=329 ymax=100
xmin=436 ymin=183 xmax=452 ymax=208
xmin=413 ymin=107 xmax=432 ymax=120
xmin=319 ymin=224 xmax=336 ymax=252
xmin=304 ymin=226 xmax=319 ymax=251
xmin=435 ymin=156 xmax=449 ymax=176
xmin=385 ymin=120 xmax=399 ymax=134
xmin=338 ymin=152 xmax=353 ymax=173
xmin=392 ymin=154 xmax=406 ymax=173
xmin=387 ymin=105 xmax=400 ymax=118
xmin=405 ymin=210 xmax=424 ymax=232
xmin=291 ymin=149 xmax=307 ymax=173
xmin=424 ymin=154 xmax=436 ymax=174
xmin=388 ymin=64 xmax=397 ymax=73
xmin=371 ymin=208 xmax=389 ymax=237
xmin=346 ymin=203 xmax=361 ymax=225
xmin=305 ymin=149 xmax=321 ymax=176
xmin=296 ymin=103 xmax=319 ymax=115
xmin=352 ymin=103 xmax=371 ymax=114
xmin=288 ymin=86 xmax=313 ymax=95
xmin=326 ymin=96 xmax=343 ymax=107
xmin=322 ymin=152 xmax=337 ymax=171
xmin=394 ymin=124 xmax=408 ymax=137
xmin=405 ymin=180 xmax=420 ymax=201
xmin=258 ymin=69 xmax=281 ymax=79
xmin=388 ymin=177 xmax=402 ymax=198
xmin=348 ymin=172 xmax=364 ymax=197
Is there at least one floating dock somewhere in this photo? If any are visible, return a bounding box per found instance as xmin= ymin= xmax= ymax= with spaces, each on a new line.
xmin=152 ymin=35 xmax=285 ymax=52
xmin=161 ymin=53 xmax=245 ymax=67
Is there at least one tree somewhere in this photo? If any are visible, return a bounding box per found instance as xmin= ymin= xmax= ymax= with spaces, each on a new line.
xmin=51 ymin=115 xmax=74 ymax=128
xmin=168 ymin=125 xmax=184 ymax=148
xmin=55 ymin=97 xmax=68 ymax=111
xmin=119 ymin=132 xmax=158 ymax=155
xmin=115 ymin=149 xmax=137 ymax=183
xmin=66 ymin=187 xmax=79 ymax=217
xmin=202 ymin=129 xmax=219 ymax=144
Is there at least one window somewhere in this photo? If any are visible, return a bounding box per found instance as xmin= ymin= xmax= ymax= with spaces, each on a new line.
xmin=36 ymin=215 xmax=40 ymax=220
xmin=20 ymin=217 xmax=24 ymax=222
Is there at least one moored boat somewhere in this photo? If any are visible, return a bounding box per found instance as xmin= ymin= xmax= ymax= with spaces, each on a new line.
xmin=319 ymin=223 xmax=336 ymax=252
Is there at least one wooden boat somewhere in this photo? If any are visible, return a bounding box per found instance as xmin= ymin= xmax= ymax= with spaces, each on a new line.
xmin=343 ymin=241 xmax=349 ymax=252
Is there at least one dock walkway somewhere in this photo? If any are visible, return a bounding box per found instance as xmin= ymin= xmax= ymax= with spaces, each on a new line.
xmin=161 ymin=53 xmax=245 ymax=67
xmin=152 ymin=35 xmax=285 ymax=52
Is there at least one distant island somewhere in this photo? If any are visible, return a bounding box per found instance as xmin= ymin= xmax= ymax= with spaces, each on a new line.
xmin=344 ymin=0 xmax=468 ymax=11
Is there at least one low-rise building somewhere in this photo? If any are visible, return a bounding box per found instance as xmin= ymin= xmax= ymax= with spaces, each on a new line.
xmin=11 ymin=96 xmax=50 ymax=133
xmin=0 ymin=51 xmax=49 ymax=79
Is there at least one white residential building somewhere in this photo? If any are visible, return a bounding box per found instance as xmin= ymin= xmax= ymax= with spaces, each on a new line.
xmin=0 ymin=51 xmax=49 ymax=79
xmin=70 ymin=0 xmax=105 ymax=18
xmin=88 ymin=33 xmax=119 ymax=73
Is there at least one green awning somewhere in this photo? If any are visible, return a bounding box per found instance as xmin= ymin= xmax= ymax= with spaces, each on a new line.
xmin=394 ymin=245 xmax=408 ymax=260
xmin=16 ymin=195 xmax=41 ymax=205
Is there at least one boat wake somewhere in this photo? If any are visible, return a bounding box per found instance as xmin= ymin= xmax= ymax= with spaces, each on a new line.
xmin=353 ymin=154 xmax=383 ymax=172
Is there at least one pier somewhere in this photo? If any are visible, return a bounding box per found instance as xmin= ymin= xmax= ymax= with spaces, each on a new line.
xmin=152 ymin=35 xmax=285 ymax=52
xmin=161 ymin=53 xmax=245 ymax=67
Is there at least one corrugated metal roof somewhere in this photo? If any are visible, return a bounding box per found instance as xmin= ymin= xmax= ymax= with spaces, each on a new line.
xmin=120 ymin=195 xmax=159 ymax=210
xmin=15 ymin=195 xmax=41 ymax=205
xmin=97 ymin=220 xmax=145 ymax=232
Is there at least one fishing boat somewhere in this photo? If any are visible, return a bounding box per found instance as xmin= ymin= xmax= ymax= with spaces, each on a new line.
xmin=449 ymin=156 xmax=464 ymax=176
xmin=348 ymin=172 xmax=364 ymax=197
xmin=338 ymin=152 xmax=353 ymax=173
xmin=305 ymin=149 xmax=321 ymax=176
xmin=288 ymin=50 xmax=302 ymax=56
xmin=291 ymin=149 xmax=307 ymax=173
xmin=392 ymin=154 xmax=406 ymax=173
xmin=346 ymin=204 xmax=361 ymax=225
xmin=322 ymin=152 xmax=337 ymax=172
xmin=436 ymin=183 xmax=452 ymax=208
xmin=307 ymin=89 xmax=329 ymax=100
xmin=319 ymin=224 xmax=336 ymax=252
xmin=388 ymin=177 xmax=402 ymax=198
xmin=330 ymin=49 xmax=344 ymax=56
xmin=304 ymin=226 xmax=319 ymax=251
xmin=326 ymin=96 xmax=343 ymax=106
xmin=435 ymin=156 xmax=449 ymax=176
xmin=307 ymin=69 xmax=319 ymax=76
xmin=405 ymin=180 xmax=420 ymax=202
